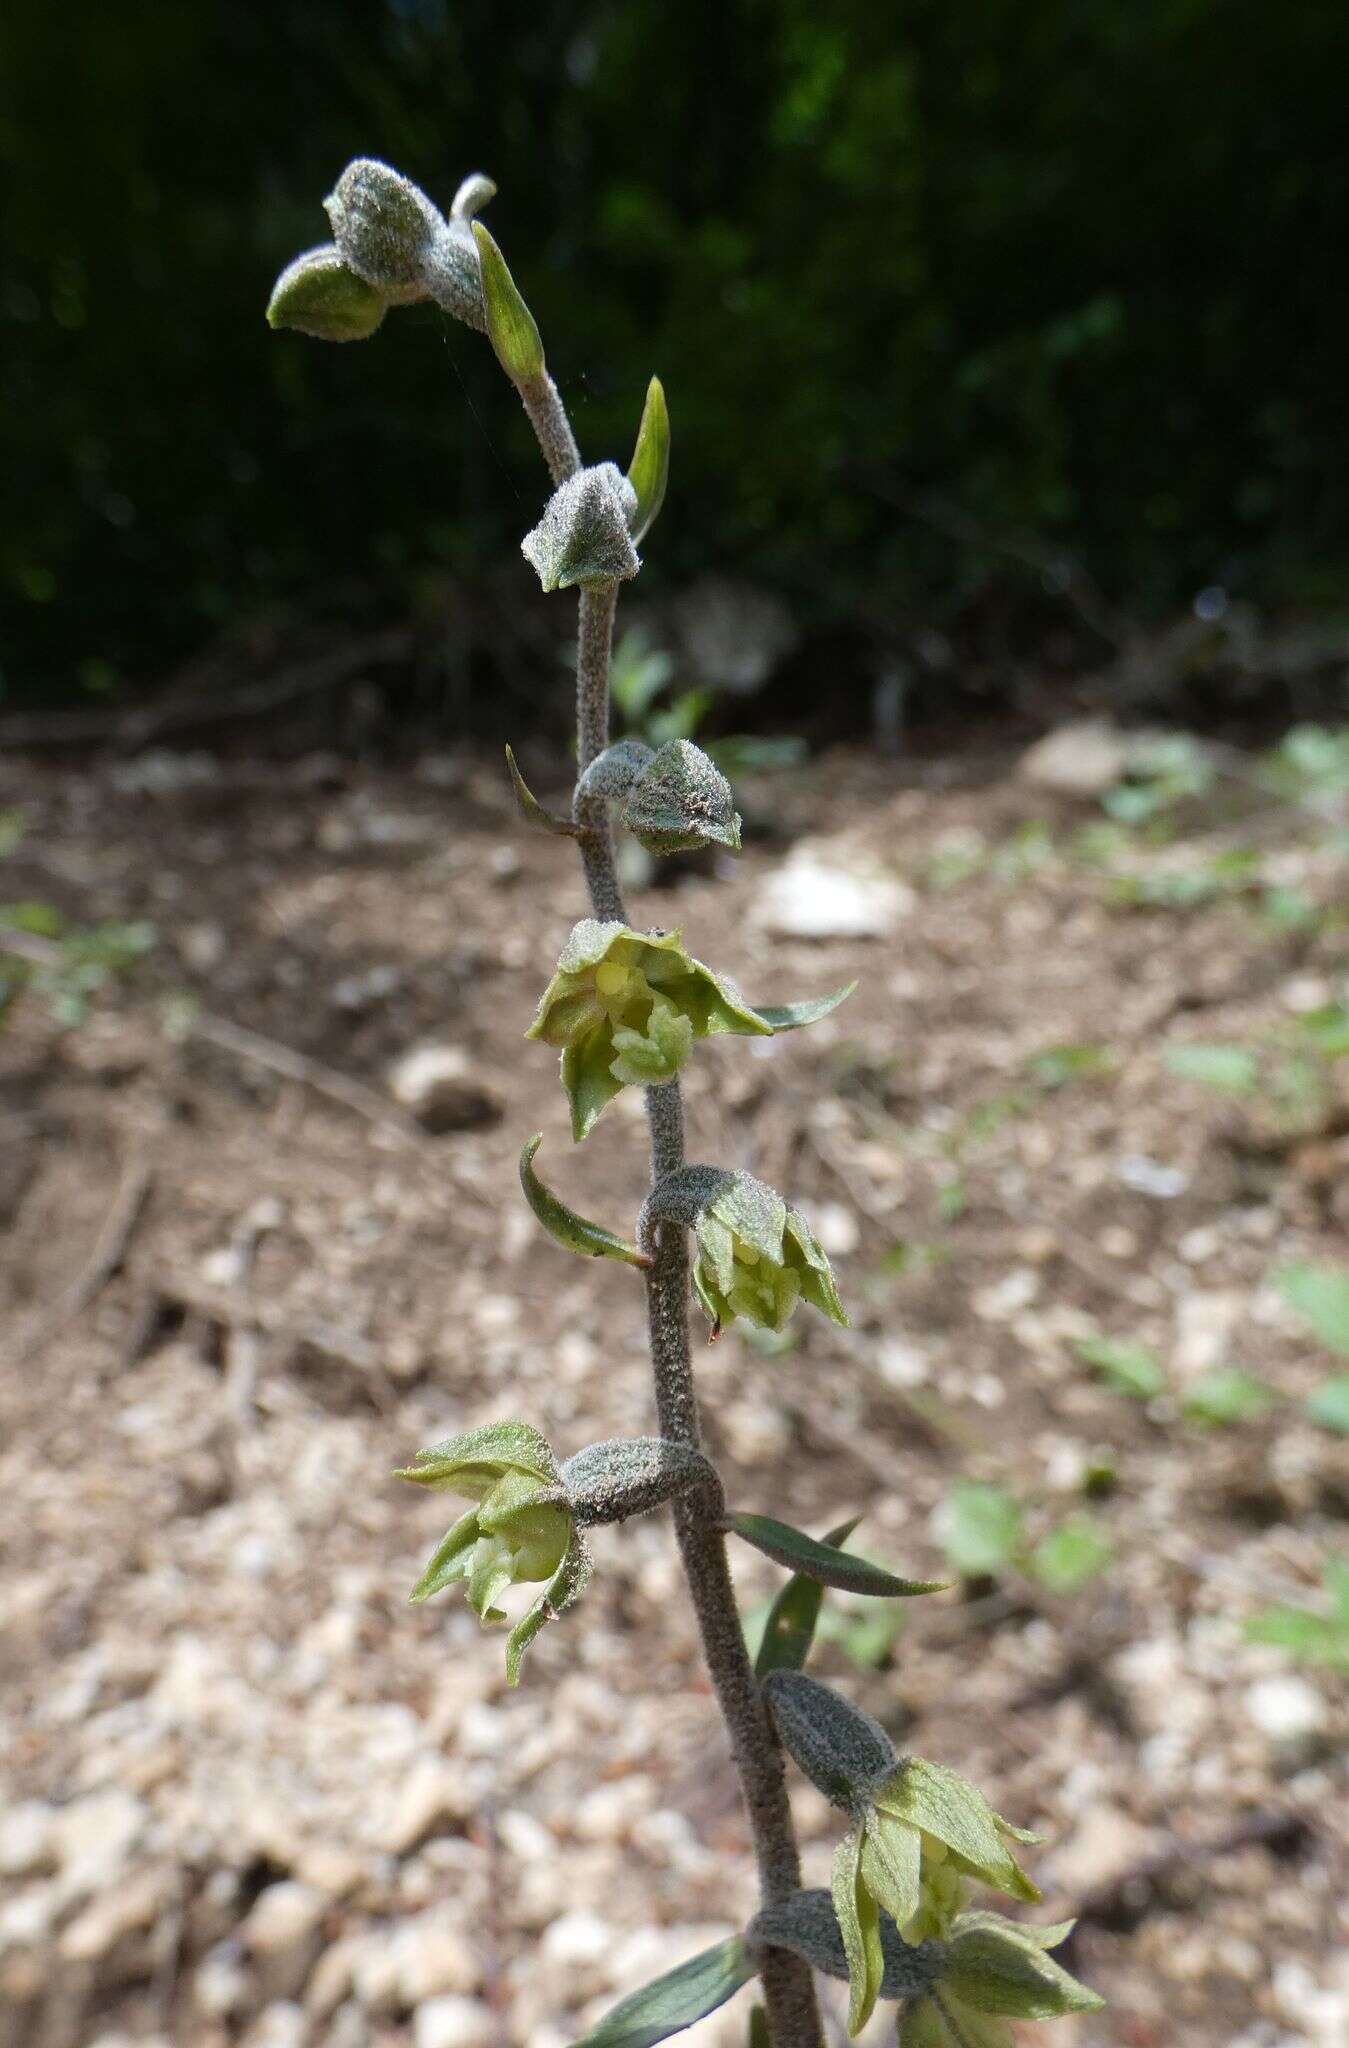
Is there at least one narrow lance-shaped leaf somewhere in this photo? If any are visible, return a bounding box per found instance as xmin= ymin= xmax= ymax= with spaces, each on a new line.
xmin=506 ymin=746 xmax=580 ymax=836
xmin=754 ymin=1516 xmax=860 ymax=1679
xmin=520 ymin=1136 xmax=651 ymax=1268
xmin=472 ymin=221 xmax=546 ymax=385
xmin=730 ymin=1512 xmax=947 ymax=1598
xmin=749 ymin=983 xmax=856 ymax=1031
xmin=571 ymin=1936 xmax=756 ymax=2048
xmin=626 ymin=375 xmax=670 ymax=544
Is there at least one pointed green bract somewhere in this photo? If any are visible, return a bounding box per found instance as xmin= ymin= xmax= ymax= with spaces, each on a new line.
xmin=506 ymin=746 xmax=580 ymax=836
xmin=473 ymin=221 xmax=546 ymax=385
xmin=520 ymin=1134 xmax=651 ymax=1267
xmin=899 ymin=1995 xmax=1013 ymax=2048
xmin=872 ymin=1760 xmax=1040 ymax=1904
xmin=749 ymin=984 xmax=855 ymax=1031
xmin=832 ymin=1828 xmax=884 ymax=2036
xmin=944 ymin=1914 xmax=1103 ymax=2020
xmin=626 ymin=376 xmax=670 ymax=544
xmin=730 ymin=1513 xmax=944 ymax=1597
xmin=571 ymin=1936 xmax=755 ymax=2047
xmin=266 ymin=245 xmax=387 ymax=342
xmin=397 ymin=1419 xmax=557 ymax=1493
xmin=754 ymin=1516 xmax=861 ymax=1678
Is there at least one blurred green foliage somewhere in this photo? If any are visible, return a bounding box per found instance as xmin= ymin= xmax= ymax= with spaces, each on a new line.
xmin=3 ymin=0 xmax=1347 ymax=702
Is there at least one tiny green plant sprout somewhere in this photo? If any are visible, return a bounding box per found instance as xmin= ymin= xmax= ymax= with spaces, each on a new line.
xmin=268 ymin=157 xmax=1104 ymax=2048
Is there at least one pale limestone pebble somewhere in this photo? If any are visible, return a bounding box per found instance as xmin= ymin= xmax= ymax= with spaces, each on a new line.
xmin=305 ymin=1934 xmax=367 ymax=2020
xmin=1244 ymin=1674 xmax=1328 ymax=1748
xmin=373 ymin=1757 xmax=480 ymax=1857
xmin=386 ymin=1043 xmax=501 ymax=1134
xmin=973 ymin=1266 xmax=1039 ymax=1322
xmin=753 ymin=846 xmax=914 ymax=940
xmin=412 ymin=1994 xmax=497 ymax=2048
xmin=571 ymin=1774 xmax=656 ymax=1845
xmin=195 ymin=1938 xmax=253 ymax=2020
xmin=876 ymin=1335 xmax=929 ymax=1389
xmin=719 ymin=1397 xmax=792 ymax=1466
xmin=58 ymin=1864 xmax=176 ymax=1965
xmin=1173 ymin=1289 xmax=1246 ymax=1378
xmin=50 ymin=1789 xmax=150 ymax=1900
xmin=0 ymin=1800 xmax=56 ymax=1878
xmin=241 ymin=1881 xmax=328 ymax=2000
xmin=538 ymin=1910 xmax=616 ymax=1998
xmin=1045 ymin=1802 xmax=1161 ymax=1896
xmin=629 ymin=1807 xmax=721 ymax=1881
xmin=1273 ymin=1957 xmax=1349 ymax=2048
xmin=0 ymin=1881 xmax=60 ymax=1951
xmin=241 ymin=2003 xmax=310 ymax=2048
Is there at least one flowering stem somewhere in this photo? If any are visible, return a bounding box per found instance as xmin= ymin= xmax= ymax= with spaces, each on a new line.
xmin=510 ymin=379 xmax=823 ymax=2046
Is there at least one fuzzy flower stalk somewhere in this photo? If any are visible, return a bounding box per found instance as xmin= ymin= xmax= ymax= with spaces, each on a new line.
xmin=267 ymin=157 xmax=1104 ymax=2048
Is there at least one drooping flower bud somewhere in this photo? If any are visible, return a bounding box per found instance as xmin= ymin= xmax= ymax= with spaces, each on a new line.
xmin=397 ymin=1420 xmax=588 ymax=1684
xmin=622 ymin=739 xmax=742 ymax=855
xmin=324 ymin=158 xmax=446 ymax=303
xmin=265 ymin=245 xmax=387 ymax=342
xmin=521 ymin=464 xmax=641 ymax=593
xmin=527 ymin=923 xmax=852 ymax=1140
xmin=642 ymin=1168 xmax=848 ymax=1334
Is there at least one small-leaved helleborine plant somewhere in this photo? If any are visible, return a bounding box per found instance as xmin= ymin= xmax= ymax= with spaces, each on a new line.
xmin=268 ymin=158 xmax=1105 ymax=2048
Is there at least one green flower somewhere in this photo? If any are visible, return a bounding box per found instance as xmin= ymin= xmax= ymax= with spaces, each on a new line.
xmin=897 ymin=1910 xmax=1104 ymax=2046
xmin=527 ymin=921 xmax=850 ymax=1140
xmin=397 ymin=1421 xmax=589 ymax=1684
xmin=689 ymin=1170 xmax=847 ymax=1336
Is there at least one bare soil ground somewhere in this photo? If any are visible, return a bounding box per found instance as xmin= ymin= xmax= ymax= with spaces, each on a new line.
xmin=0 ymin=739 xmax=1345 ymax=2048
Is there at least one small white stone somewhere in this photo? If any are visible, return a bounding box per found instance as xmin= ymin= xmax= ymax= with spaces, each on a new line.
xmin=876 ymin=1336 xmax=929 ymax=1388
xmin=541 ymin=1911 xmax=614 ymax=1968
xmin=754 ymin=850 xmax=913 ymax=940
xmin=386 ymin=1044 xmax=500 ymax=1134
xmin=0 ymin=1802 xmax=55 ymax=1879
xmin=1245 ymin=1674 xmax=1327 ymax=1747
xmin=797 ymin=1199 xmax=859 ymax=1257
xmin=412 ymin=1994 xmax=496 ymax=2048
xmin=1017 ymin=719 xmax=1130 ymax=797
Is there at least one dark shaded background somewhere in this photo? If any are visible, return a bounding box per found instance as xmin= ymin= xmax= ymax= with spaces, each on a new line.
xmin=3 ymin=0 xmax=1347 ymax=725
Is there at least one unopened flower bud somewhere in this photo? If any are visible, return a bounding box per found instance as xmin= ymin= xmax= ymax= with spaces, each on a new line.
xmin=521 ymin=464 xmax=640 ymax=593
xmin=324 ymin=157 xmax=445 ymax=304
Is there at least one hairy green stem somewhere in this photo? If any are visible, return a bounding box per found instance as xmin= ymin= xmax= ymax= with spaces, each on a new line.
xmin=572 ymin=580 xmax=821 ymax=2047
xmin=508 ymin=356 xmax=823 ymax=2048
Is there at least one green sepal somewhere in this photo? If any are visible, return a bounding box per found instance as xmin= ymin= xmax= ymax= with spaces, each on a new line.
xmin=266 ymin=245 xmax=387 ymax=342
xmin=833 ymin=1828 xmax=884 ymax=2037
xmin=506 ymin=1526 xmax=591 ymax=1686
xmin=730 ymin=1513 xmax=945 ymax=1598
xmin=944 ymin=1914 xmax=1104 ymax=2021
xmin=520 ymin=1134 xmax=651 ymax=1268
xmin=861 ymin=1809 xmax=922 ymax=1928
xmin=472 ymin=220 xmax=546 ymax=384
xmin=407 ymin=1504 xmax=482 ymax=1602
xmin=761 ymin=1670 xmax=896 ymax=1812
xmin=626 ymin=375 xmax=670 ymax=545
xmin=754 ymin=1516 xmax=860 ymax=1679
xmin=899 ymin=1996 xmax=1013 ymax=2048
xmin=506 ymin=746 xmax=581 ymax=836
xmin=872 ymin=1762 xmax=1040 ymax=1904
xmin=396 ymin=1419 xmax=558 ymax=1494
xmin=570 ymin=1935 xmax=755 ymax=2047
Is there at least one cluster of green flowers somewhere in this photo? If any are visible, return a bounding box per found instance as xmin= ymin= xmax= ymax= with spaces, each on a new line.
xmin=764 ymin=1672 xmax=1104 ymax=2040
